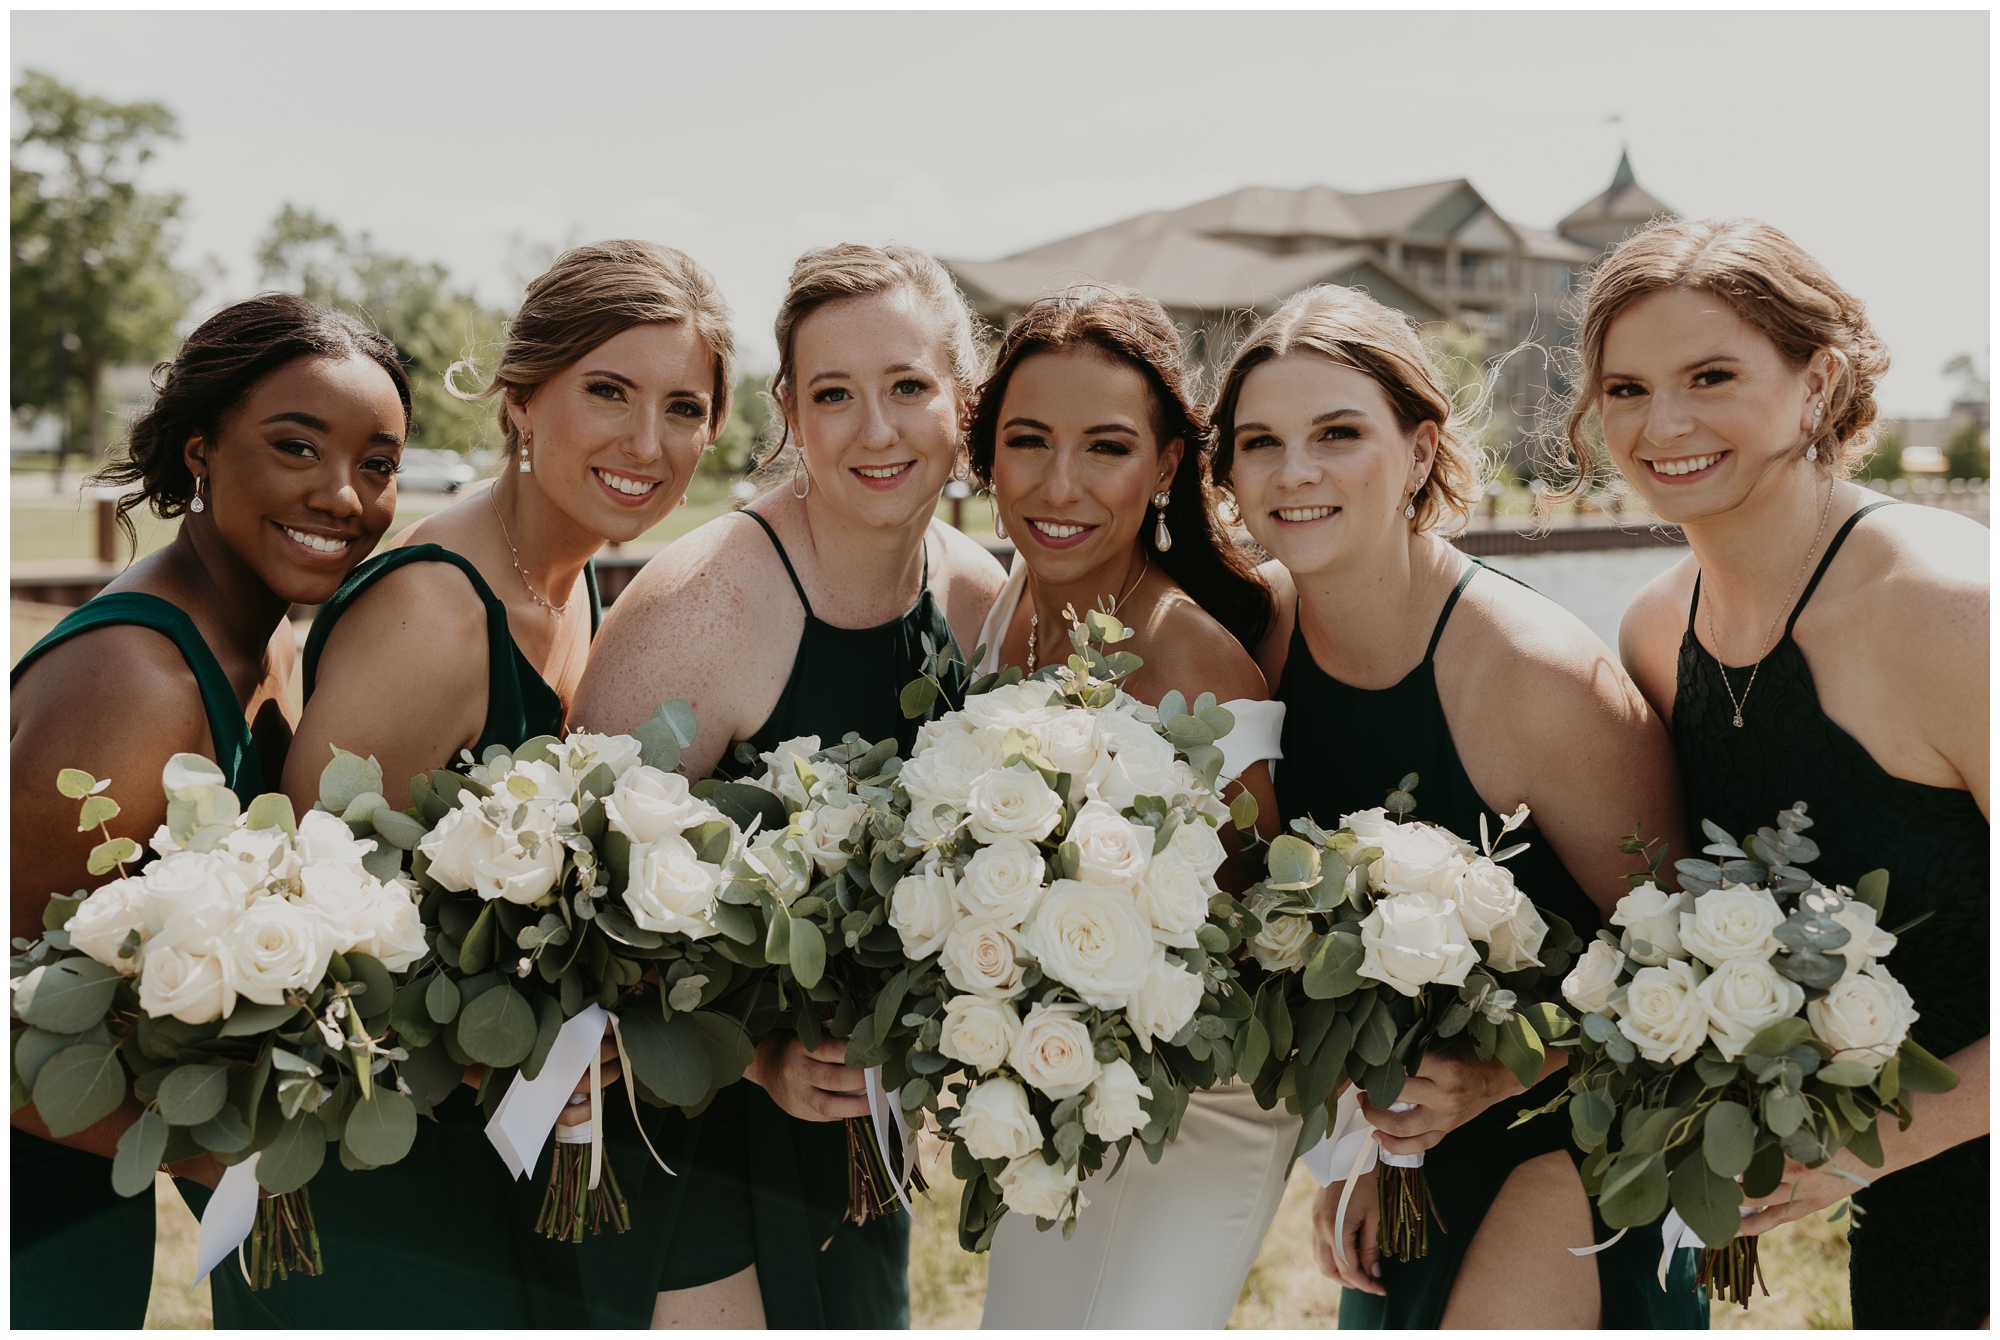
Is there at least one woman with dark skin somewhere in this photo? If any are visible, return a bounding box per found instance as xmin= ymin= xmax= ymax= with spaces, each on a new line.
xmin=10 ymin=294 xmax=410 ymax=1328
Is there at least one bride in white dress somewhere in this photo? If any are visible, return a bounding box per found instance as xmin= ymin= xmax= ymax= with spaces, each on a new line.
xmin=956 ymin=284 xmax=1297 ymax=1329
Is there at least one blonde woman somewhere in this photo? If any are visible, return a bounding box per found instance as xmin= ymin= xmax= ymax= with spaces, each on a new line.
xmin=1586 ymin=219 xmax=1987 ymax=1328
xmin=1216 ymin=284 xmax=1696 ymax=1327
xmin=572 ymin=244 xmax=1005 ymax=1328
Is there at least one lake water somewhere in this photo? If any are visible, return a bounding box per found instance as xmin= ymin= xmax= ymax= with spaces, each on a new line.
xmin=1479 ymin=546 xmax=1688 ymax=650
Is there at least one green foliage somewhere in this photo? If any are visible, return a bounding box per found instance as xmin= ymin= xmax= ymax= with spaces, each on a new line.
xmin=706 ymin=374 xmax=772 ymax=479
xmin=1943 ymin=420 xmax=1987 ymax=480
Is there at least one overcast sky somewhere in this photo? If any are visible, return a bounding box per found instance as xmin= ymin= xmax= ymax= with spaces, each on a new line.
xmin=12 ymin=9 xmax=1989 ymax=415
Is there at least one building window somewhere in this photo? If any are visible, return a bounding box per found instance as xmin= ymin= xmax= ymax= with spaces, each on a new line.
xmin=1460 ymin=252 xmax=1479 ymax=288
xmin=1555 ymin=265 xmax=1573 ymax=293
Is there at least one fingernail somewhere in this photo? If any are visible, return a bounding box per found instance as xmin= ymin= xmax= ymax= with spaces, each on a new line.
xmin=1369 ymin=1264 xmax=1381 ymax=1278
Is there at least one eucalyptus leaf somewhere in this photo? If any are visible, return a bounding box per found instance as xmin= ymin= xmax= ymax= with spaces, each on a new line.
xmin=76 ymin=793 xmax=121 ymax=831
xmin=156 ymin=1063 xmax=230 ymax=1126
xmin=618 ymin=1010 xmax=711 ymax=1107
xmin=113 ymin=1108 xmax=170 ymax=1197
xmin=1702 ymin=1100 xmax=1756 ymax=1177
xmin=342 ymin=1089 xmax=418 ymax=1166
xmin=319 ymin=748 xmax=385 ymax=814
xmin=86 ymin=837 xmax=142 ymax=876
xmin=217 ymin=1001 xmax=303 ymax=1038
xmin=1598 ymin=1152 xmax=1668 ymax=1229
xmin=19 ymin=957 xmax=121 ymax=1034
xmin=33 ymin=1043 xmax=127 ymax=1138
xmin=191 ymin=1102 xmax=254 ymax=1154
xmin=1669 ymin=1148 xmax=1744 ymax=1248
xmin=426 ymin=973 xmax=461 ymax=1025
xmin=369 ymin=807 xmax=428 ymax=851
xmin=455 ymin=983 xmax=536 ymax=1068
xmin=256 ymin=1113 xmax=327 ymax=1195
xmin=56 ymin=767 xmax=98 ymax=800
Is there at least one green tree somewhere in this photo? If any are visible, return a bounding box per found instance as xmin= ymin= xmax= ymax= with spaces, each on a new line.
xmin=706 ymin=373 xmax=771 ymax=481
xmin=1862 ymin=429 xmax=1904 ymax=481
xmin=11 ymin=70 xmax=197 ymax=472
xmin=1944 ymin=421 xmax=1987 ymax=480
xmin=256 ymin=204 xmax=509 ymax=452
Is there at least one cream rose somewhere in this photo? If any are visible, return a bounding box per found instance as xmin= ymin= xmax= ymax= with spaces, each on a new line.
xmin=1133 ymin=845 xmax=1209 ymax=945
xmin=1007 ymin=1003 xmax=1102 ymax=1099
xmin=1827 ymin=896 xmax=1898 ymax=975
xmin=956 ymin=679 xmax=1059 ymax=735
xmin=1562 ymin=939 xmax=1624 ymax=1015
xmin=295 ymin=809 xmax=375 ymax=876
xmin=953 ymin=1075 xmax=1042 ymax=1161
xmin=901 ymin=798 xmax=965 ymax=851
xmin=65 ymin=878 xmax=150 ymax=975
xmin=472 ymin=831 xmax=563 ymax=906
xmin=942 ymin=918 xmax=1029 ymax=1000
xmin=144 ymin=855 xmax=253 ymax=956
xmin=417 ymin=794 xmax=504 ymax=893
xmin=1034 ymin=709 xmax=1103 ymax=778
xmin=1697 ymin=956 xmax=1807 ymax=1060
xmin=1021 ymin=880 xmax=1156 ymax=1010
xmin=1614 ymin=959 xmax=1709 ymax=1065
xmin=217 ymin=896 xmax=332 ymax=1006
xmin=888 ymin=857 xmax=958 ymax=959
xmin=1679 ymin=883 xmax=1785 ymax=968
xmin=1449 ymin=860 xmax=1548 ymax=972
xmin=297 ymin=864 xmax=427 ymax=971
xmin=561 ymin=731 xmax=644 ymax=780
xmin=1084 ymin=712 xmax=1179 ymax=810
xmin=625 ymin=835 xmax=723 ymax=938
xmin=137 ymin=944 xmax=231 ymax=1024
xmin=1169 ymin=817 xmax=1227 ymax=882
xmin=1127 ymin=957 xmax=1204 ymax=1052
xmin=1082 ymin=1057 xmax=1152 ymax=1141
xmin=796 ymin=803 xmax=867 ymax=876
xmin=1357 ymin=890 xmax=1477 ymax=996
xmin=757 ymin=736 xmax=821 ymax=808
xmin=1610 ymin=882 xmax=1691 ymax=966
xmin=217 ymin=824 xmax=302 ymax=889
xmin=901 ymin=726 xmax=1003 ymax=812
xmin=743 ymin=829 xmax=813 ymax=906
xmin=956 ymin=838 xmax=1047 ymax=928
xmin=1807 ymin=963 xmax=1919 ymax=1073
xmin=1369 ymin=823 xmax=1469 ymax=897
xmin=1067 ymin=800 xmax=1153 ymax=889
xmin=966 ymin=764 xmax=1063 ymax=845
xmin=355 ymin=884 xmax=429 ymax=973
xmin=603 ymin=766 xmax=720 ymax=844
xmin=999 ymin=1152 xmax=1083 ymax=1221
xmin=938 ymin=995 xmax=1023 ymax=1073
xmin=1247 ymin=893 xmax=1319 ymax=973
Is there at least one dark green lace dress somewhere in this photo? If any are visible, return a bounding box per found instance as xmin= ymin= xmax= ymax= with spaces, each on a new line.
xmin=645 ymin=511 xmax=961 ymax=1328
xmin=1674 ymin=502 xmax=1988 ymax=1329
xmin=189 ymin=544 xmax=702 ymax=1328
xmin=1277 ymin=558 xmax=1707 ymax=1329
xmin=11 ymin=593 xmax=268 ymax=1330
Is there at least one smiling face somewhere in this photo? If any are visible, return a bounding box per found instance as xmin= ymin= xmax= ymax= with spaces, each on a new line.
xmin=186 ymin=353 xmax=405 ymax=605
xmin=1228 ymin=353 xmax=1436 ymax=577
xmin=786 ymin=289 xmax=961 ymax=531
xmin=989 ymin=347 xmax=1180 ymax=587
xmin=1597 ymin=286 xmax=1827 ymax=524
xmin=507 ymin=321 xmax=717 ymax=544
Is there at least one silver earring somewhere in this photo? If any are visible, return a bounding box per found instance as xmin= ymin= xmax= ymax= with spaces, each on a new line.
xmin=1806 ymin=443 xmax=1819 ymax=462
xmin=519 ymin=433 xmax=533 ymax=473
xmin=189 ymin=476 xmax=206 ymax=514
xmin=1152 ymin=490 xmax=1173 ymax=552
xmin=1404 ymin=501 xmax=1416 ymax=519
xmin=791 ymin=465 xmax=810 ymax=499
xmin=1807 ymin=399 xmax=1824 ymax=462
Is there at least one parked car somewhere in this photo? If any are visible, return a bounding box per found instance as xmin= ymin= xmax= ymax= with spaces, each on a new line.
xmin=397 ymin=447 xmax=478 ymax=494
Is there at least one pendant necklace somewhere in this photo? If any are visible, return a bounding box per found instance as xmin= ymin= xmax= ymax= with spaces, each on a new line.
xmin=1027 ymin=552 xmax=1148 ymax=672
xmin=1705 ymin=477 xmax=1836 ymax=728
xmin=489 ymin=485 xmax=573 ymax=618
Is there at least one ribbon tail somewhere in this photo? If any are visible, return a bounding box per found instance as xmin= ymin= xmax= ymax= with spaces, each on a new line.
xmin=1330 ymin=1126 xmax=1378 ymax=1267
xmin=1568 ymin=1224 xmax=1630 ymax=1258
xmin=865 ymin=1067 xmax=918 ymax=1216
xmin=607 ymin=1011 xmax=675 ymax=1176
xmin=587 ymin=1039 xmax=604 ymax=1190
xmin=193 ymin=1154 xmax=263 ymax=1287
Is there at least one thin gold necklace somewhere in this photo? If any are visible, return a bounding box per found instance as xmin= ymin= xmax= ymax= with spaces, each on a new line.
xmin=1704 ymin=476 xmax=1836 ymax=728
xmin=1027 ymin=552 xmax=1148 ymax=671
xmin=488 ymin=485 xmax=572 ymax=618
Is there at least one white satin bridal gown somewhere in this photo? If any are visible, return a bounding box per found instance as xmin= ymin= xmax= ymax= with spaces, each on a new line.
xmin=971 ymin=561 xmax=1301 ymax=1329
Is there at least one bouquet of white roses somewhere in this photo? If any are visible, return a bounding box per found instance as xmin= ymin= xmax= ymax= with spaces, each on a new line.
xmin=338 ymin=703 xmax=761 ymax=1243
xmin=1247 ymin=777 xmax=1583 ymax=1263
xmin=10 ymin=755 xmax=429 ymax=1289
xmin=1525 ymin=803 xmax=1956 ymax=1306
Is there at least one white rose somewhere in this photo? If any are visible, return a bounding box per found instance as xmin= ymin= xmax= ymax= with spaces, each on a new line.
xmin=956 ymin=679 xmax=1060 ymax=735
xmin=1562 ymin=939 xmax=1624 ymax=1015
xmin=797 ymin=802 xmax=867 ymax=876
xmin=1827 ymin=897 xmax=1898 ymax=975
xmin=472 ymin=831 xmax=563 ymax=906
xmin=217 ymin=896 xmax=332 ymax=1007
xmin=1084 ymin=712 xmax=1179 ymax=810
xmin=1127 ymin=957 xmax=1204 ymax=1052
xmin=1450 ymin=860 xmax=1547 ymax=972
xmin=1169 ymin=818 xmax=1227 ymax=882
xmin=1021 ymin=880 xmax=1155 ymax=1010
xmin=901 ymin=798 xmax=965 ymax=851
xmin=1369 ymin=823 xmax=1470 ymax=897
xmin=1081 ymin=1057 xmax=1152 ymax=1141
xmin=603 ymin=766 xmax=720 ymax=844
xmin=901 ymin=726 xmax=1003 ymax=812
xmin=144 ymin=854 xmax=253 ymax=956
xmin=756 ymin=736 xmax=822 ymax=808
xmin=953 ymin=1075 xmax=1043 ymax=1161
xmin=1133 ymin=846 xmax=1209 ymax=945
xmin=1067 ymin=800 xmax=1153 ymax=890
xmin=1340 ymin=807 xmax=1399 ymax=845
xmin=216 ymin=823 xmax=302 ymax=889
xmin=966 ymin=764 xmax=1063 ymax=845
xmin=65 ymin=878 xmax=150 ymax=975
xmin=743 ymin=829 xmax=813 ymax=906
xmin=1034 ymin=710 xmax=1103 ymax=779
xmin=507 ymin=758 xmax=574 ymax=803
xmin=1679 ymin=883 xmax=1786 ymax=968
xmin=938 ymin=995 xmax=1022 ymax=1073
xmin=888 ymin=857 xmax=958 ymax=959
xmin=1610 ymin=882 xmax=1692 ymax=966
xmin=1614 ymin=959 xmax=1709 ymax=1065
xmin=136 ymin=945 xmax=230 ymax=1024
xmin=1007 ymin=1002 xmax=1101 ymax=1099
xmin=1698 ymin=956 xmax=1808 ymax=1060
xmin=956 ymin=838 xmax=1047 ymax=928
xmin=295 ymin=809 xmax=375 ymax=876
xmin=296 ymin=864 xmax=425 ymax=968
xmin=1247 ymin=892 xmax=1320 ymax=972
xmin=1807 ymin=963 xmax=1919 ymax=1074
xmin=417 ymin=794 xmax=504 ymax=893
xmin=561 ymin=732 xmax=645 ymax=780
xmin=999 ymin=1152 xmax=1084 ymax=1222
xmin=625 ymin=835 xmax=722 ymax=939
xmin=942 ymin=918 xmax=1029 ymax=1000
xmin=1357 ymin=890 xmax=1478 ymax=996
xmin=355 ymin=884 xmax=429 ymax=973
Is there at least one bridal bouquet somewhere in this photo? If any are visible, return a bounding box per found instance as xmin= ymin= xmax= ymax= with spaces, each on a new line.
xmin=10 ymin=756 xmax=428 ymax=1288
xmin=1245 ymin=778 xmax=1582 ymax=1262
xmin=1525 ymin=803 xmax=1956 ymax=1305
xmin=338 ymin=702 xmax=760 ymax=1242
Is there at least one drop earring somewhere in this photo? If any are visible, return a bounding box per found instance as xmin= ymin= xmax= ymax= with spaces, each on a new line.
xmin=1807 ymin=398 xmax=1824 ymax=462
xmin=791 ymin=464 xmax=811 ymax=499
xmin=991 ymin=494 xmax=1008 ymax=541
xmin=519 ymin=432 xmax=533 ymax=473
xmin=189 ymin=475 xmax=206 ymax=514
xmin=1404 ymin=500 xmax=1416 ymax=520
xmin=1152 ymin=490 xmax=1173 ymax=552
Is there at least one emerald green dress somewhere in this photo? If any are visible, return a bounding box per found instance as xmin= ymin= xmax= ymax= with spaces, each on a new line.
xmin=1276 ymin=559 xmax=1708 ymax=1329
xmin=646 ymin=511 xmax=961 ymax=1327
xmin=11 ymin=592 xmax=267 ymax=1329
xmin=193 ymin=544 xmax=696 ymax=1328
xmin=1675 ymin=503 xmax=1988 ymax=1328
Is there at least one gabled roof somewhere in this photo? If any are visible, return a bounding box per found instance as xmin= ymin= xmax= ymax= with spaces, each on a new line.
xmin=1559 ymin=150 xmax=1674 ymax=237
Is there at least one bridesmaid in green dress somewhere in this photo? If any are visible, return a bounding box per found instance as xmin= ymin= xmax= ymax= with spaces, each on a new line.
xmin=9 ymin=295 xmax=411 ymax=1327
xmin=1589 ymin=220 xmax=1988 ymax=1328
xmin=1214 ymin=284 xmax=1703 ymax=1328
xmin=572 ymin=243 xmax=1006 ymax=1327
xmin=246 ymin=241 xmax=737 ymax=1329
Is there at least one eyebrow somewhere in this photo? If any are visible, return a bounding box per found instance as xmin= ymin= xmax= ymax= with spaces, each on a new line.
xmin=262 ymin=410 xmax=403 ymax=447
xmin=1233 ymin=407 xmax=1369 ymax=435
xmin=1603 ymin=354 xmax=1744 ymax=382
xmin=580 ymin=368 xmax=638 ymax=388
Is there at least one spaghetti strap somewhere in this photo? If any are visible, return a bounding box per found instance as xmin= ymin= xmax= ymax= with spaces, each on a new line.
xmin=1785 ymin=499 xmax=1894 ymax=637
xmin=742 ymin=510 xmax=814 ymax=619
xmin=1424 ymin=560 xmax=1481 ymax=661
xmin=1687 ymin=572 xmax=1704 ymax=633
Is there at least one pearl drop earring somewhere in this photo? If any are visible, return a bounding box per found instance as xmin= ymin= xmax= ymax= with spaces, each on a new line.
xmin=519 ymin=432 xmax=533 ymax=473
xmin=1152 ymin=490 xmax=1173 ymax=552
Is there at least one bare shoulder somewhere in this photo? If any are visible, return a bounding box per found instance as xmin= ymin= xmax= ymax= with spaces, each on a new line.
xmin=1447 ymin=566 xmax=1641 ymax=720
xmin=928 ymin=520 xmax=1006 ymax=648
xmin=1618 ymin=551 xmax=1700 ymax=659
xmin=13 ymin=624 xmax=211 ymax=765
xmin=320 ymin=558 xmax=489 ymax=671
xmin=1131 ymin=587 xmax=1270 ymax=705
xmin=1838 ymin=504 xmax=1989 ymax=681
xmin=1253 ymin=559 xmax=1298 ymax=686
xmin=599 ymin=510 xmax=779 ymax=638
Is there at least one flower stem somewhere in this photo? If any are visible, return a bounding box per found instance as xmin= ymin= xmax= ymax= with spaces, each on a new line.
xmin=1377 ymin=1164 xmax=1442 ymax=1263
xmin=1697 ymin=1238 xmax=1765 ymax=1307
xmin=246 ymin=1190 xmax=323 ymax=1290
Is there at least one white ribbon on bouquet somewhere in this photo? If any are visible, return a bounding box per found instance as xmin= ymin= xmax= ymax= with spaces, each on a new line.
xmin=864 ymin=1065 xmax=919 ymax=1215
xmin=192 ymin=1153 xmax=262 ymax=1286
xmin=1299 ymin=1089 xmax=1425 ymax=1266
xmin=486 ymin=1003 xmax=675 ymax=1188
xmin=1567 ymin=1203 xmax=1754 ymax=1289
